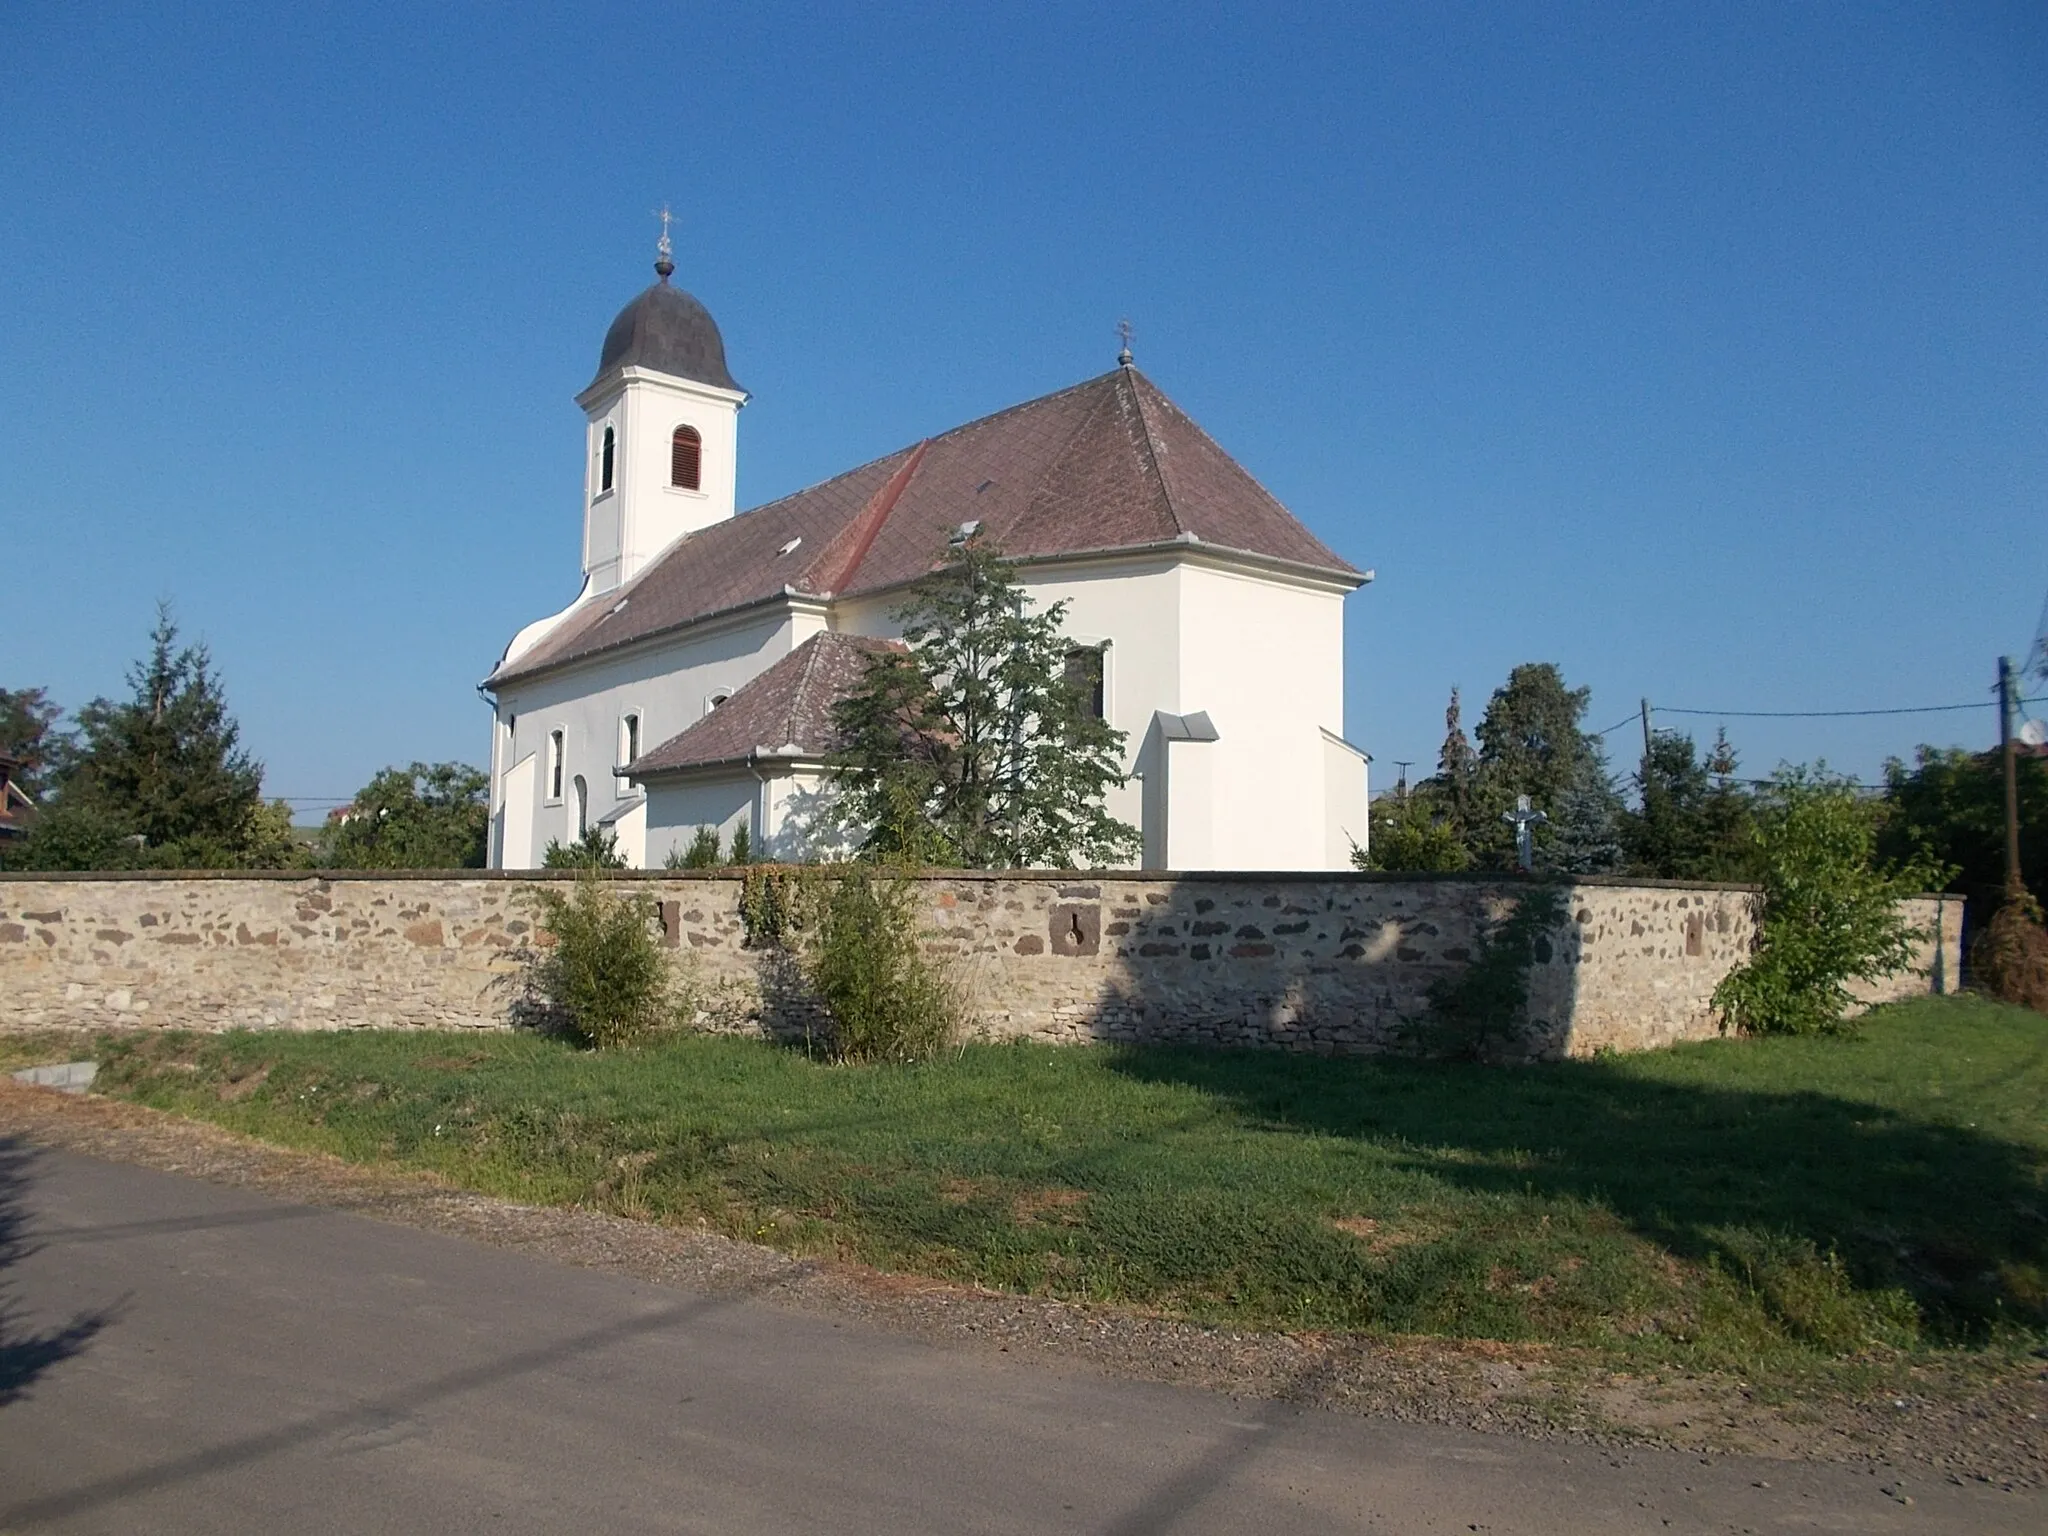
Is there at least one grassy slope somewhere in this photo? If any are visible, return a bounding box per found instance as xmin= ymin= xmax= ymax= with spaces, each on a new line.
xmin=83 ymin=996 xmax=2048 ymax=1379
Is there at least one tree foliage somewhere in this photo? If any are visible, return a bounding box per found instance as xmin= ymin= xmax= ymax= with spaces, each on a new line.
xmin=1474 ymin=663 xmax=1599 ymax=816
xmin=1544 ymin=755 xmax=1626 ymax=875
xmin=12 ymin=607 xmax=291 ymax=869
xmin=1713 ymin=767 xmax=1947 ymax=1035
xmin=1357 ymin=786 xmax=1471 ymax=872
xmin=829 ymin=534 xmax=1139 ymax=869
xmin=323 ymin=762 xmax=488 ymax=869
xmin=1878 ymin=745 xmax=2047 ymax=921
xmin=0 ymin=686 xmax=68 ymax=798
xmin=1433 ymin=686 xmax=1480 ymax=839
xmin=1621 ymin=727 xmax=1755 ymax=881
xmin=1424 ymin=665 xmax=1616 ymax=868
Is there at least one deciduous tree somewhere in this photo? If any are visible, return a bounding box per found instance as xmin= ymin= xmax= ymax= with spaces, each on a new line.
xmin=324 ymin=762 xmax=490 ymax=869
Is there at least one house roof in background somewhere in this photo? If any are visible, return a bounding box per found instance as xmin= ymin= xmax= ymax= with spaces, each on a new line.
xmin=491 ymin=366 xmax=1359 ymax=685
xmin=630 ymin=631 xmax=903 ymax=776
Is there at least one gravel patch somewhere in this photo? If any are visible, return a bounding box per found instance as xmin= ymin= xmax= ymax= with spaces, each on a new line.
xmin=4 ymin=1078 xmax=2042 ymax=1488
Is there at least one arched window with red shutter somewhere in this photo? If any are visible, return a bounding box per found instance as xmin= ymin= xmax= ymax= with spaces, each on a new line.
xmin=670 ymin=425 xmax=702 ymax=490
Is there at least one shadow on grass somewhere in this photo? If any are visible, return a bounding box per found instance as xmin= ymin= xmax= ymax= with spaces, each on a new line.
xmin=1105 ymin=1046 xmax=2048 ymax=1345
xmin=0 ymin=1137 xmax=120 ymax=1408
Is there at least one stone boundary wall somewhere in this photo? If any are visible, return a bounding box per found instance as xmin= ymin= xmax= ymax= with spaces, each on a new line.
xmin=0 ymin=872 xmax=1963 ymax=1058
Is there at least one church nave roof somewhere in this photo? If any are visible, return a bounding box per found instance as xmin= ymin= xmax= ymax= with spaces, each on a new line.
xmin=490 ymin=365 xmax=1359 ymax=686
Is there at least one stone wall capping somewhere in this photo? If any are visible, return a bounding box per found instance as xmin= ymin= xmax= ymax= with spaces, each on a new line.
xmin=0 ymin=866 xmax=1957 ymax=905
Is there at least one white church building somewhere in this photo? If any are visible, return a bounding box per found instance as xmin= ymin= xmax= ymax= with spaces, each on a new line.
xmin=483 ymin=248 xmax=1371 ymax=871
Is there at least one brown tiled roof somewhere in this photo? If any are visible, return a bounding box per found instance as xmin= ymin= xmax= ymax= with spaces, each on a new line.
xmin=492 ymin=367 xmax=1359 ymax=685
xmin=631 ymin=632 xmax=903 ymax=776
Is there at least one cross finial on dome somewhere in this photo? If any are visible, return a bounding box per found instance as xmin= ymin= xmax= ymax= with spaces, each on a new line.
xmin=1116 ymin=317 xmax=1134 ymax=368
xmin=653 ymin=205 xmax=676 ymax=282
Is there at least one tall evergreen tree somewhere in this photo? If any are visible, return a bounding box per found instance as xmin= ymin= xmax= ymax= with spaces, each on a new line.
xmin=1468 ymin=663 xmax=1605 ymax=868
xmin=1622 ymin=727 xmax=1755 ymax=881
xmin=1433 ymin=686 xmax=1479 ymax=839
xmin=39 ymin=607 xmax=269 ymax=867
xmin=1544 ymin=754 xmax=1625 ymax=875
xmin=830 ymin=534 xmax=1139 ymax=869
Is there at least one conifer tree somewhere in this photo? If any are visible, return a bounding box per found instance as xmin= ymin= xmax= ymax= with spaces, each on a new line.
xmin=1470 ymin=663 xmax=1609 ymax=868
xmin=830 ymin=534 xmax=1139 ymax=869
xmin=27 ymin=607 xmax=275 ymax=868
xmin=1434 ymin=686 xmax=1479 ymax=839
xmin=1623 ymin=727 xmax=1755 ymax=881
xmin=1544 ymin=755 xmax=1626 ymax=875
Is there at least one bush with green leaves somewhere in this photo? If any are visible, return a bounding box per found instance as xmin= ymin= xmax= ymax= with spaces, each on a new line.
xmin=519 ymin=874 xmax=691 ymax=1049
xmin=543 ymin=825 xmax=626 ymax=870
xmin=665 ymin=825 xmax=722 ymax=869
xmin=804 ymin=868 xmax=962 ymax=1063
xmin=1713 ymin=767 xmax=1947 ymax=1036
xmin=1356 ymin=789 xmax=1471 ymax=872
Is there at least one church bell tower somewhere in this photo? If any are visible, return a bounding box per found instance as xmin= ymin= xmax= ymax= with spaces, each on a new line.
xmin=574 ymin=217 xmax=746 ymax=593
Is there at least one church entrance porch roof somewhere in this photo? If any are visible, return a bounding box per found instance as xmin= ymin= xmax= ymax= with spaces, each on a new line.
xmin=630 ymin=631 xmax=903 ymax=778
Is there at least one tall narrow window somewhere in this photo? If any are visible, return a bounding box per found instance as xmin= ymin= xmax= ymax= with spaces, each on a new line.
xmin=670 ymin=425 xmax=702 ymax=490
xmin=572 ymin=775 xmax=589 ymax=837
xmin=617 ymin=712 xmax=641 ymax=794
xmin=548 ymin=729 xmax=565 ymax=801
xmin=1064 ymin=646 xmax=1106 ymax=720
xmin=600 ymin=426 xmax=616 ymax=493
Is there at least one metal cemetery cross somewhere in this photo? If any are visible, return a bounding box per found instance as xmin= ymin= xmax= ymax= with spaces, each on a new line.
xmin=1503 ymin=794 xmax=1548 ymax=872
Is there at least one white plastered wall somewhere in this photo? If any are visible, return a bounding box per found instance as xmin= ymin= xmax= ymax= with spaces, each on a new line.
xmin=641 ymin=765 xmax=857 ymax=866
xmin=643 ymin=775 xmax=757 ymax=867
xmin=489 ymin=608 xmax=800 ymax=869
xmin=1176 ymin=562 xmax=1350 ymax=870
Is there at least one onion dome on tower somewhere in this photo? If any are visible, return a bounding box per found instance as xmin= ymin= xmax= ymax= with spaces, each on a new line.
xmin=588 ymin=238 xmax=743 ymax=395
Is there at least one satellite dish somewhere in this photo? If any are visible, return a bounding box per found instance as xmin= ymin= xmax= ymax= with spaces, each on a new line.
xmin=2021 ymin=719 xmax=2048 ymax=748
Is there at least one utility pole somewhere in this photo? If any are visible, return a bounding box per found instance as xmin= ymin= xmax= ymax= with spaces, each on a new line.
xmin=2000 ymin=656 xmax=2023 ymax=896
xmin=1392 ymin=760 xmax=1415 ymax=803
xmin=1639 ymin=698 xmax=1653 ymax=765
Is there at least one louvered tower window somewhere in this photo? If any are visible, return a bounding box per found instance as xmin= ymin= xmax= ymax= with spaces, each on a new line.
xmin=671 ymin=425 xmax=702 ymax=490
xmin=599 ymin=426 xmax=616 ymax=493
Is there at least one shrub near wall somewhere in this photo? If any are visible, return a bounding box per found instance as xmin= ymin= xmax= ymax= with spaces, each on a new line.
xmin=0 ymin=871 xmax=1962 ymax=1056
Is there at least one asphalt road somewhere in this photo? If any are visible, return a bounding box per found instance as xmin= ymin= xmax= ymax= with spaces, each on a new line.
xmin=0 ymin=1146 xmax=2036 ymax=1534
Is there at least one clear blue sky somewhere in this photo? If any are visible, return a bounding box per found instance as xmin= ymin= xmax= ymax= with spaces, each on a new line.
xmin=4 ymin=2 xmax=2044 ymax=814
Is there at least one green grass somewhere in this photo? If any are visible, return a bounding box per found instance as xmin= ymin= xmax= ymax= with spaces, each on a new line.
xmin=85 ymin=996 xmax=2048 ymax=1381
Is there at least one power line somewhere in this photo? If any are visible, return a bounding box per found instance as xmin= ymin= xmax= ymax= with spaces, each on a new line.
xmin=1657 ymin=701 xmax=1990 ymax=719
xmin=1598 ymin=694 xmax=2046 ymax=727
